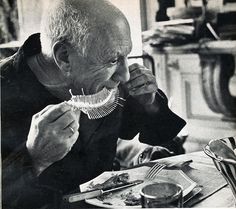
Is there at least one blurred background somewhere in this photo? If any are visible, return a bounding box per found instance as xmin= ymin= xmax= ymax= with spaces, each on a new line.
xmin=1 ymin=0 xmax=236 ymax=152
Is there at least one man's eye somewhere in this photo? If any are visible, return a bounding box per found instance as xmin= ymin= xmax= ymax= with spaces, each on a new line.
xmin=110 ymin=59 xmax=118 ymax=65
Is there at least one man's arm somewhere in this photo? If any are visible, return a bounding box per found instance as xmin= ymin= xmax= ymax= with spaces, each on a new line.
xmin=138 ymin=90 xmax=186 ymax=146
xmin=117 ymin=88 xmax=186 ymax=169
xmin=2 ymin=103 xmax=81 ymax=208
xmin=119 ymin=63 xmax=186 ymax=145
xmin=119 ymin=90 xmax=186 ymax=143
xmin=2 ymin=144 xmax=60 ymax=209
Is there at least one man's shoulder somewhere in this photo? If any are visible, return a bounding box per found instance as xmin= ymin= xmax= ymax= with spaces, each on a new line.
xmin=0 ymin=54 xmax=16 ymax=74
xmin=1 ymin=33 xmax=41 ymax=78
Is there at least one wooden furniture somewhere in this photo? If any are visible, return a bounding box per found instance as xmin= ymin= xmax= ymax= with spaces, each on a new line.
xmin=144 ymin=40 xmax=236 ymax=152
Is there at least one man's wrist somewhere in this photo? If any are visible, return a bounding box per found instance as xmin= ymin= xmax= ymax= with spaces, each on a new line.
xmin=144 ymin=102 xmax=160 ymax=114
xmin=144 ymin=90 xmax=168 ymax=114
xmin=32 ymin=161 xmax=51 ymax=176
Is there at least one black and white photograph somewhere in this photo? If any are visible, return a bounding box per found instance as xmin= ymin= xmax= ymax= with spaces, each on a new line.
xmin=1 ymin=0 xmax=236 ymax=208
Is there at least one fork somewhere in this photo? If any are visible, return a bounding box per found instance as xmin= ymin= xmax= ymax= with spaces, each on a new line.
xmin=145 ymin=160 xmax=193 ymax=180
xmin=145 ymin=163 xmax=166 ymax=180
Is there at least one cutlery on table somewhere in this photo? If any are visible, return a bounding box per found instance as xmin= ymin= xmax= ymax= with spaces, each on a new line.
xmin=146 ymin=160 xmax=193 ymax=180
xmin=63 ymin=179 xmax=143 ymax=203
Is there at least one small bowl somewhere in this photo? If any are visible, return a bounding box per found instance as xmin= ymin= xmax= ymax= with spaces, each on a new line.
xmin=140 ymin=182 xmax=183 ymax=208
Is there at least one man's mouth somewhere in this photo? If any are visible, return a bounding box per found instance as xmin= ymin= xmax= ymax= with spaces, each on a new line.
xmin=67 ymin=87 xmax=120 ymax=119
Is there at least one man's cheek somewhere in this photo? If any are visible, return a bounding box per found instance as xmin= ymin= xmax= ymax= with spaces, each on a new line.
xmin=98 ymin=68 xmax=115 ymax=82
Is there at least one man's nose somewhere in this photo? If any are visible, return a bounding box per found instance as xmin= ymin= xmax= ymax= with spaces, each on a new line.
xmin=114 ymin=58 xmax=130 ymax=83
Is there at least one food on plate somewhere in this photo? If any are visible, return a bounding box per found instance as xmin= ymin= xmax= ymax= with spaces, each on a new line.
xmin=88 ymin=173 xmax=129 ymax=190
xmin=86 ymin=173 xmax=130 ymax=205
xmin=121 ymin=189 xmax=141 ymax=206
xmin=96 ymin=192 xmax=113 ymax=202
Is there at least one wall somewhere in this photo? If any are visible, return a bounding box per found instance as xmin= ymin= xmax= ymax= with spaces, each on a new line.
xmin=144 ymin=0 xmax=158 ymax=30
xmin=17 ymin=0 xmax=43 ymax=42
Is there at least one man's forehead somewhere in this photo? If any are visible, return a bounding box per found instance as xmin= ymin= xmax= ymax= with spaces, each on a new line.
xmin=86 ymin=20 xmax=132 ymax=56
xmin=105 ymin=40 xmax=132 ymax=59
xmin=86 ymin=34 xmax=132 ymax=64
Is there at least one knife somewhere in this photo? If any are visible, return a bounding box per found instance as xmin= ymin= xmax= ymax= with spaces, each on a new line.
xmin=63 ymin=179 xmax=143 ymax=203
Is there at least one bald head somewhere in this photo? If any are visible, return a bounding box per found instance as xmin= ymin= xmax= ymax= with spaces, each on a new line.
xmin=69 ymin=0 xmax=127 ymax=25
xmin=40 ymin=0 xmax=130 ymax=59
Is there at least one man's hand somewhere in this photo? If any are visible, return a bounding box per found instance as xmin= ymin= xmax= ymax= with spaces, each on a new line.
xmin=125 ymin=63 xmax=161 ymax=113
xmin=26 ymin=102 xmax=80 ymax=176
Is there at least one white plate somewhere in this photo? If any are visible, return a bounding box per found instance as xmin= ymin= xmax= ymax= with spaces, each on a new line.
xmin=80 ymin=166 xmax=197 ymax=208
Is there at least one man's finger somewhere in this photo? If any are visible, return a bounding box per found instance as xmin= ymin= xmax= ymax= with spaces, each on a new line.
xmin=43 ymin=102 xmax=72 ymax=123
xmin=63 ymin=119 xmax=80 ymax=136
xmin=129 ymin=63 xmax=145 ymax=72
xmin=72 ymin=108 xmax=81 ymax=122
xmin=129 ymin=68 xmax=152 ymax=81
xmin=39 ymin=105 xmax=54 ymax=115
xmin=127 ymin=75 xmax=150 ymax=90
xmin=128 ymin=72 xmax=143 ymax=83
xmin=60 ymin=126 xmax=79 ymax=147
xmin=129 ymin=83 xmax=157 ymax=96
xmin=127 ymin=73 xmax=156 ymax=90
xmin=53 ymin=109 xmax=78 ymax=129
xmin=33 ymin=105 xmax=54 ymax=119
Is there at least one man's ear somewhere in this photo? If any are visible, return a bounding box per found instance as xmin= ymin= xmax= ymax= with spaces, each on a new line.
xmin=52 ymin=41 xmax=71 ymax=76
